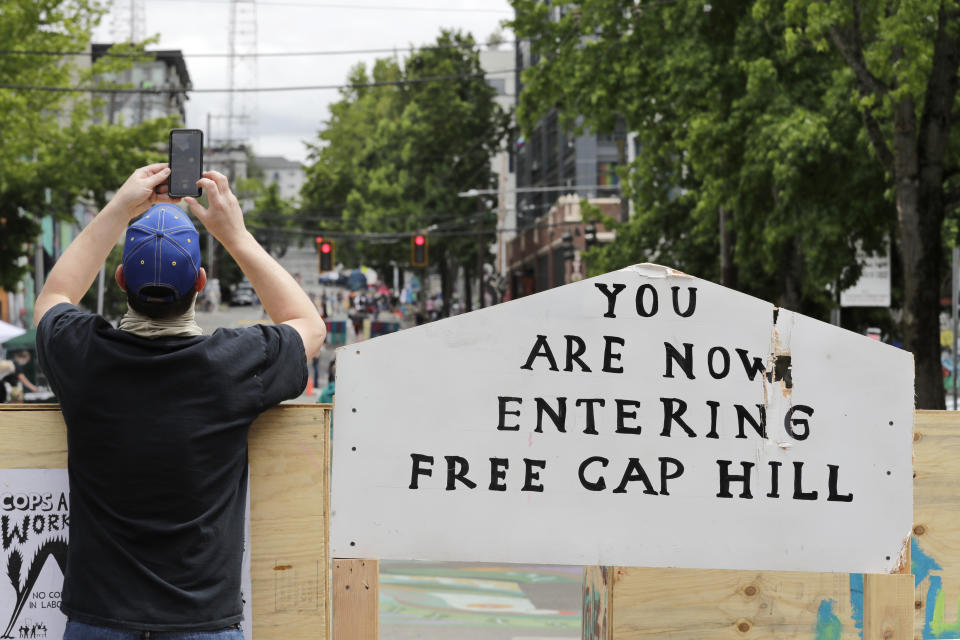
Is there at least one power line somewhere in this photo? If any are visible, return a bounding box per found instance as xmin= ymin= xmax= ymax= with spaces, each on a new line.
xmin=0 ymin=39 xmax=517 ymax=59
xmin=181 ymin=0 xmax=511 ymax=12
xmin=246 ymin=218 xmax=588 ymax=240
xmin=0 ymin=69 xmax=515 ymax=94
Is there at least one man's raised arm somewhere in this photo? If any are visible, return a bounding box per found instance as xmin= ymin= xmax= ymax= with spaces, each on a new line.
xmin=185 ymin=171 xmax=326 ymax=359
xmin=34 ymin=164 xmax=179 ymax=325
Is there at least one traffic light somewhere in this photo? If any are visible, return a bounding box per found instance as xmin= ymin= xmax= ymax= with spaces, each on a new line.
xmin=318 ymin=238 xmax=335 ymax=272
xmin=412 ymin=234 xmax=428 ymax=267
xmin=584 ymin=224 xmax=598 ymax=249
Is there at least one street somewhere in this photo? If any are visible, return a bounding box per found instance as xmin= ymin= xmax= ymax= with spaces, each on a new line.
xmin=378 ymin=562 xmax=581 ymax=640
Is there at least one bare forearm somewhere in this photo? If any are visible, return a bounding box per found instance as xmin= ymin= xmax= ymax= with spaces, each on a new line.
xmin=35 ymin=201 xmax=127 ymax=317
xmin=186 ymin=170 xmax=325 ymax=357
xmin=224 ymin=232 xmax=322 ymax=326
xmin=18 ymin=374 xmax=37 ymax=393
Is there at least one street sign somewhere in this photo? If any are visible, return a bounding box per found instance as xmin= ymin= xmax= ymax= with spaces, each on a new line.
xmin=841 ymin=244 xmax=891 ymax=307
xmin=331 ymin=264 xmax=913 ymax=573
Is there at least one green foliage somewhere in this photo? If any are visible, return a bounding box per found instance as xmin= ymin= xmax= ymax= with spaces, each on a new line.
xmin=0 ymin=0 xmax=175 ymax=292
xmin=301 ymin=30 xmax=510 ymax=306
xmin=248 ymin=182 xmax=295 ymax=258
xmin=510 ymin=0 xmax=892 ymax=319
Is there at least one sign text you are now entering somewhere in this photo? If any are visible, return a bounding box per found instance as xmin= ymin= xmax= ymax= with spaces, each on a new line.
xmin=331 ymin=264 xmax=913 ymax=574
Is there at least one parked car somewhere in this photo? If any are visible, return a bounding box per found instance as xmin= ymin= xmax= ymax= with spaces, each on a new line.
xmin=231 ymin=280 xmax=258 ymax=306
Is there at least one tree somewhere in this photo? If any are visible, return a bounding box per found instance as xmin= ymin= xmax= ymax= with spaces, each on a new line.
xmin=248 ymin=182 xmax=295 ymax=258
xmin=779 ymin=0 xmax=959 ymax=408
xmin=0 ymin=1 xmax=175 ymax=292
xmin=510 ymin=1 xmax=940 ymax=398
xmin=301 ymin=59 xmax=405 ymax=272
xmin=301 ymin=31 xmax=509 ymax=315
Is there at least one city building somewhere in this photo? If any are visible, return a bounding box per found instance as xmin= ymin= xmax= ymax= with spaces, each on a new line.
xmin=479 ymin=44 xmax=517 ymax=277
xmin=3 ymin=46 xmax=193 ymax=329
xmin=504 ymin=195 xmax=619 ymax=299
xmin=513 ymin=35 xmax=626 ymax=231
xmin=502 ymin=4 xmax=630 ymax=297
xmin=91 ymin=44 xmax=191 ymax=125
xmin=205 ymin=145 xmax=250 ymax=182
xmin=253 ymin=156 xmax=307 ymax=203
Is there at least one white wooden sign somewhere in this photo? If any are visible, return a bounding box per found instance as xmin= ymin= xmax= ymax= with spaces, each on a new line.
xmin=331 ymin=264 xmax=913 ymax=573
xmin=0 ymin=470 xmax=254 ymax=638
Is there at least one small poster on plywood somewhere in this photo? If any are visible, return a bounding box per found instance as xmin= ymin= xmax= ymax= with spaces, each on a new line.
xmin=0 ymin=470 xmax=254 ymax=639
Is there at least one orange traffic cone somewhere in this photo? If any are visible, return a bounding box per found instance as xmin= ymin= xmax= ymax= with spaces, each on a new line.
xmin=306 ymin=376 xmax=315 ymax=396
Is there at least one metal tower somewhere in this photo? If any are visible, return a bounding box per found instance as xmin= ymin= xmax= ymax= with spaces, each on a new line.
xmin=226 ymin=0 xmax=258 ymax=147
xmin=111 ymin=0 xmax=146 ymax=43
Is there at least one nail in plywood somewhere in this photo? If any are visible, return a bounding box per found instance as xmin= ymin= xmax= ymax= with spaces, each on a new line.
xmin=332 ymin=558 xmax=378 ymax=640
xmin=0 ymin=404 xmax=330 ymax=640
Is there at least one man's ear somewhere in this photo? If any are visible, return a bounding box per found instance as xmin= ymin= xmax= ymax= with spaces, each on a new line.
xmin=115 ymin=264 xmax=127 ymax=291
xmin=194 ymin=267 xmax=207 ymax=293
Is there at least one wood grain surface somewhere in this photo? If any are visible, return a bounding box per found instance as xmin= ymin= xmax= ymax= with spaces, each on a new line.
xmin=581 ymin=409 xmax=955 ymax=639
xmin=332 ymin=558 xmax=379 ymax=640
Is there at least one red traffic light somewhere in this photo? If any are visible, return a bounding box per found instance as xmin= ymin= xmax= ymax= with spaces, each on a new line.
xmin=320 ymin=242 xmax=332 ymax=254
xmin=412 ymin=234 xmax=428 ymax=266
xmin=315 ymin=236 xmax=323 ymax=243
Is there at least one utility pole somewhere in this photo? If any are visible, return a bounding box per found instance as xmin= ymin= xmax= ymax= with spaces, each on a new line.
xmin=615 ymin=115 xmax=628 ymax=223
xmin=952 ymin=246 xmax=958 ymax=408
xmin=719 ymin=207 xmax=736 ymax=288
xmin=203 ymin=120 xmax=216 ymax=280
xmin=96 ymin=266 xmax=106 ymax=316
xmin=476 ymin=198 xmax=485 ymax=309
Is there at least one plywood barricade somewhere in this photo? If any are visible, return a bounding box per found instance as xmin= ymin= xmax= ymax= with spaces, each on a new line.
xmin=579 ymin=409 xmax=960 ymax=640
xmin=10 ymin=403 xmax=958 ymax=639
xmin=0 ymin=404 xmax=330 ymax=640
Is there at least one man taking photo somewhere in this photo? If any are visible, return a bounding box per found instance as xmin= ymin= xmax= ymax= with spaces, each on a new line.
xmin=34 ymin=163 xmax=325 ymax=639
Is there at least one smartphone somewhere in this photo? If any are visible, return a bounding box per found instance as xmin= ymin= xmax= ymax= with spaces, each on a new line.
xmin=168 ymin=129 xmax=203 ymax=198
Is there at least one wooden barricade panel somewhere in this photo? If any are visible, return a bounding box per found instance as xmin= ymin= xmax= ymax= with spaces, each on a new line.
xmin=588 ymin=567 xmax=911 ymax=639
xmin=914 ymin=410 xmax=960 ymax=639
xmin=582 ymin=408 xmax=954 ymax=639
xmin=332 ymin=558 xmax=379 ymax=640
xmin=583 ymin=566 xmax=612 ymax=640
xmin=0 ymin=404 xmax=330 ymax=640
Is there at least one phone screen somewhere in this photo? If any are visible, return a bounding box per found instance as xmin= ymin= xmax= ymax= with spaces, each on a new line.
xmin=169 ymin=129 xmax=203 ymax=197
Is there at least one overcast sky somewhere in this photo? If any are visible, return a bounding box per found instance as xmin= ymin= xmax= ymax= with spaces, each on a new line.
xmin=93 ymin=0 xmax=514 ymax=164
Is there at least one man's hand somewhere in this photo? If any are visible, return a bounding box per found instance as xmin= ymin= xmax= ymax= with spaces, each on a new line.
xmin=35 ymin=163 xmax=180 ymax=325
xmin=111 ymin=163 xmax=180 ymax=218
xmin=184 ymin=171 xmax=248 ymax=248
xmin=186 ymin=170 xmax=325 ymax=358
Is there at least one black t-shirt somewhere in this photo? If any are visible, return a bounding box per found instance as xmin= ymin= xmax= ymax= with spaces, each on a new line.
xmin=36 ymin=303 xmax=307 ymax=631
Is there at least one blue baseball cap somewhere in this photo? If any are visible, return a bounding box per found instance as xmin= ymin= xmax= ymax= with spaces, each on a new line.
xmin=121 ymin=204 xmax=202 ymax=303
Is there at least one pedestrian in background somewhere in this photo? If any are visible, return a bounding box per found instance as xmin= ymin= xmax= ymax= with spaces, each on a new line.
xmin=10 ymin=350 xmax=38 ymax=394
xmin=34 ymin=164 xmax=325 ymax=639
xmin=318 ymin=357 xmax=336 ymax=405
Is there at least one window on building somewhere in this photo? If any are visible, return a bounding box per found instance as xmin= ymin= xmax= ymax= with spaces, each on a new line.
xmin=597 ymin=162 xmax=620 ymax=187
xmin=486 ymin=78 xmax=507 ymax=95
